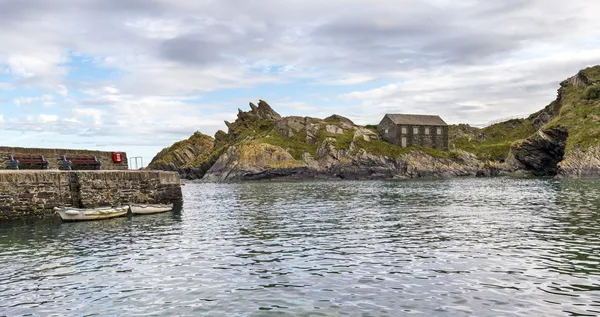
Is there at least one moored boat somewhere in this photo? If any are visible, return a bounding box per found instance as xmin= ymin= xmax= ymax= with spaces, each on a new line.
xmin=129 ymin=204 xmax=174 ymax=215
xmin=55 ymin=206 xmax=129 ymax=221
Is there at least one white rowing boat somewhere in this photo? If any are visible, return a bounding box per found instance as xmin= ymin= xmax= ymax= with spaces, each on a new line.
xmin=55 ymin=206 xmax=129 ymax=221
xmin=129 ymin=204 xmax=174 ymax=215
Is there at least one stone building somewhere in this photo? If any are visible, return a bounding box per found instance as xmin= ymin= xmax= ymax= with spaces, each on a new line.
xmin=378 ymin=114 xmax=449 ymax=150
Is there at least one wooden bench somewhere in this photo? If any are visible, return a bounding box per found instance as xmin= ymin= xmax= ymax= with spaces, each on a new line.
xmin=60 ymin=155 xmax=102 ymax=170
xmin=9 ymin=154 xmax=49 ymax=170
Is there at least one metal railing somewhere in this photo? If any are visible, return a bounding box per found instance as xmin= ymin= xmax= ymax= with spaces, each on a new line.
xmin=485 ymin=114 xmax=529 ymax=127
xmin=129 ymin=156 xmax=144 ymax=170
xmin=467 ymin=114 xmax=530 ymax=129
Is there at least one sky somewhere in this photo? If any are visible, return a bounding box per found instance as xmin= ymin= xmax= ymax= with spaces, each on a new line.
xmin=1 ymin=0 xmax=599 ymax=167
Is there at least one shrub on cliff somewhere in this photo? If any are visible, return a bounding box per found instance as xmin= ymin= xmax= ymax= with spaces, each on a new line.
xmin=582 ymin=84 xmax=600 ymax=100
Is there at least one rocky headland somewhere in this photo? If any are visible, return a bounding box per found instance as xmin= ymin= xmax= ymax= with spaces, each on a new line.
xmin=148 ymin=66 xmax=600 ymax=181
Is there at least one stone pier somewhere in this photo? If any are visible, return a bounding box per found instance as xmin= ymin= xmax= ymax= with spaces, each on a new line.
xmin=0 ymin=170 xmax=183 ymax=220
xmin=0 ymin=146 xmax=129 ymax=170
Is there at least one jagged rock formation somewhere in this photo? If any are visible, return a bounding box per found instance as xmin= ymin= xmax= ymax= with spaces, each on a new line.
xmin=506 ymin=126 xmax=568 ymax=176
xmin=203 ymin=142 xmax=305 ymax=181
xmin=225 ymin=100 xmax=281 ymax=140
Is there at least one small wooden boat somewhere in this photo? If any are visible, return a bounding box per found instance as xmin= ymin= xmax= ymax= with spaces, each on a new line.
xmin=55 ymin=206 xmax=129 ymax=221
xmin=129 ymin=204 xmax=174 ymax=215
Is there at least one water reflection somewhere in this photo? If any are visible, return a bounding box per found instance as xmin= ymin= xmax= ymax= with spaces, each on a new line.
xmin=1 ymin=178 xmax=600 ymax=316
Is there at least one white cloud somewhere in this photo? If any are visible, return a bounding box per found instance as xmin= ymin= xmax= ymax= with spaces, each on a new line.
xmin=72 ymin=107 xmax=104 ymax=125
xmin=57 ymin=85 xmax=68 ymax=96
xmin=13 ymin=94 xmax=54 ymax=106
xmin=0 ymin=82 xmax=14 ymax=90
xmin=38 ymin=114 xmax=58 ymax=122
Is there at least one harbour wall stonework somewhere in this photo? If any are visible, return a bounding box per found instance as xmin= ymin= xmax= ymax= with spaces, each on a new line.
xmin=0 ymin=146 xmax=129 ymax=170
xmin=0 ymin=170 xmax=183 ymax=220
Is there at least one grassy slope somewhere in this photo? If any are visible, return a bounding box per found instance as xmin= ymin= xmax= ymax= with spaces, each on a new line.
xmin=545 ymin=66 xmax=600 ymax=151
xmin=148 ymin=131 xmax=214 ymax=168
xmin=450 ymin=65 xmax=600 ymax=160
xmin=450 ymin=120 xmax=536 ymax=161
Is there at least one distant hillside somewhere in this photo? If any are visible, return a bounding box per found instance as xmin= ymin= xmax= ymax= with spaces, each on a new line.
xmin=449 ymin=65 xmax=600 ymax=176
xmin=148 ymin=66 xmax=600 ymax=180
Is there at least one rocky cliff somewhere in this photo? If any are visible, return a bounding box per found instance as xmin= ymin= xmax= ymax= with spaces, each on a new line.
xmin=451 ymin=65 xmax=600 ymax=177
xmin=147 ymin=131 xmax=215 ymax=179
xmin=149 ymin=66 xmax=600 ymax=180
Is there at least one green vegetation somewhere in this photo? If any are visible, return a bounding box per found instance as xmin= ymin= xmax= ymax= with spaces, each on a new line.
xmin=365 ymin=124 xmax=378 ymax=132
xmin=416 ymin=146 xmax=450 ymax=159
xmin=450 ymin=119 xmax=536 ymax=161
xmin=544 ymin=66 xmax=600 ymax=151
xmin=450 ymin=65 xmax=600 ymax=160
xmin=582 ymin=85 xmax=600 ymax=100
xmin=257 ymin=124 xmax=356 ymax=160
xmin=354 ymin=138 xmax=410 ymax=158
xmin=546 ymin=99 xmax=600 ymax=150
xmin=581 ymin=66 xmax=600 ymax=83
xmin=258 ymin=132 xmax=317 ymax=160
xmin=148 ymin=131 xmax=214 ymax=168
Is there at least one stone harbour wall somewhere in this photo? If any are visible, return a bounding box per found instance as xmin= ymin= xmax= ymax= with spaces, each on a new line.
xmin=0 ymin=170 xmax=183 ymax=220
xmin=0 ymin=146 xmax=129 ymax=170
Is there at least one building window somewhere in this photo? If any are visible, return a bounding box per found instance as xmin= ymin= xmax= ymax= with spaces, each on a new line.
xmin=401 ymin=126 xmax=407 ymax=134
xmin=437 ymin=127 xmax=442 ymax=135
xmin=424 ymin=127 xmax=430 ymax=135
xmin=413 ymin=127 xmax=419 ymax=134
xmin=384 ymin=128 xmax=389 ymax=134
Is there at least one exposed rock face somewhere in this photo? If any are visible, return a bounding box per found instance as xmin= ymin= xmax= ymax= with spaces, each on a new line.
xmin=275 ymin=116 xmax=320 ymax=140
xmin=202 ymin=138 xmax=483 ymax=181
xmin=324 ymin=114 xmax=355 ymax=127
xmin=147 ymin=132 xmax=215 ymax=179
xmin=203 ymin=142 xmax=306 ymax=181
xmin=529 ymin=71 xmax=592 ymax=130
xmin=226 ymin=100 xmax=281 ymax=139
xmin=214 ymin=130 xmax=229 ymax=148
xmin=507 ymin=126 xmax=568 ymax=176
xmin=557 ymin=145 xmax=600 ymax=178
xmin=566 ymin=71 xmax=590 ymax=88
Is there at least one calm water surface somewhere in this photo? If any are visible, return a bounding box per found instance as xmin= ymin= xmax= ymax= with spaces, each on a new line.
xmin=1 ymin=178 xmax=600 ymax=316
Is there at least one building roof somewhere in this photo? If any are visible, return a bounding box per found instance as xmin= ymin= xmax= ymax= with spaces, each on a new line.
xmin=385 ymin=114 xmax=448 ymax=126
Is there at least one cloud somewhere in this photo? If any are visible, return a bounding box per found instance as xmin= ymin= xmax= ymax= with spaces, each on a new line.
xmin=0 ymin=0 xmax=599 ymax=163
xmin=38 ymin=114 xmax=58 ymax=122
xmin=72 ymin=107 xmax=104 ymax=125
xmin=13 ymin=94 xmax=54 ymax=106
xmin=0 ymin=82 xmax=14 ymax=90
xmin=340 ymin=49 xmax=600 ymax=125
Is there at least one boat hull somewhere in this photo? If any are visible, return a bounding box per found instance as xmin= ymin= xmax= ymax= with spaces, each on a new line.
xmin=129 ymin=204 xmax=173 ymax=215
xmin=56 ymin=206 xmax=129 ymax=222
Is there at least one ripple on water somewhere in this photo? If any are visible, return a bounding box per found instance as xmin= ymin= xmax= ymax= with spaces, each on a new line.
xmin=1 ymin=178 xmax=600 ymax=316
